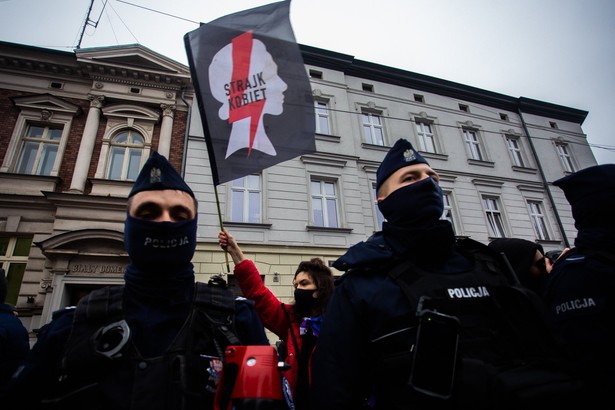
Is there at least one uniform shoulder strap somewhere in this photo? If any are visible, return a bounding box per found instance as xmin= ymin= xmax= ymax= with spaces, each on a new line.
xmin=73 ymin=285 xmax=124 ymax=324
xmin=193 ymin=280 xmax=241 ymax=348
xmin=60 ymin=285 xmax=127 ymax=371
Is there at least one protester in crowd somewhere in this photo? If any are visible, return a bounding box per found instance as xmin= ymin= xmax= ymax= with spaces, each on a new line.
xmin=543 ymin=163 xmax=615 ymax=405
xmin=311 ymin=138 xmax=582 ymax=410
xmin=488 ymin=237 xmax=552 ymax=296
xmin=0 ymin=268 xmax=29 ymax=391
xmin=3 ymin=152 xmax=267 ymax=409
xmin=219 ymin=229 xmax=334 ymax=410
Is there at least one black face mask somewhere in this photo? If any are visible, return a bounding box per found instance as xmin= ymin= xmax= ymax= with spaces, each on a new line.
xmin=294 ymin=288 xmax=317 ymax=318
xmin=123 ymin=214 xmax=197 ymax=273
xmin=378 ymin=177 xmax=444 ymax=229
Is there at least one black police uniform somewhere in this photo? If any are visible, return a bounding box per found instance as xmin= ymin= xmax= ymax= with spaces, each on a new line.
xmin=542 ymin=164 xmax=615 ymax=405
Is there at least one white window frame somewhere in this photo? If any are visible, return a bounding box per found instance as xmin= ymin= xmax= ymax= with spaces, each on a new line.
xmin=372 ymin=182 xmax=385 ymax=230
xmin=106 ymin=129 xmax=145 ymax=181
xmin=442 ymin=191 xmax=456 ymax=234
xmin=15 ymin=124 xmax=63 ymax=176
xmin=555 ymin=142 xmax=575 ymax=172
xmin=416 ymin=121 xmax=436 ymax=153
xmin=310 ymin=178 xmax=340 ymax=228
xmin=229 ymin=174 xmax=262 ymax=223
xmin=0 ymin=236 xmax=32 ymax=306
xmin=482 ymin=196 xmax=507 ymax=238
xmin=463 ymin=128 xmax=484 ymax=160
xmin=2 ymin=95 xmax=79 ymax=176
xmin=361 ymin=111 xmax=385 ymax=146
xmin=94 ymin=104 xmax=159 ymax=180
xmin=527 ymin=200 xmax=551 ymax=241
xmin=506 ymin=135 xmax=525 ymax=167
xmin=314 ymin=100 xmax=331 ymax=135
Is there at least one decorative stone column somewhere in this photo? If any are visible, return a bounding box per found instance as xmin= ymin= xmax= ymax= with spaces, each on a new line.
xmin=157 ymin=104 xmax=175 ymax=158
xmin=69 ymin=94 xmax=104 ymax=193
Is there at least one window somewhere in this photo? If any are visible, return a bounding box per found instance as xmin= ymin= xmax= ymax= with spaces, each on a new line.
xmin=527 ymin=201 xmax=550 ymax=240
xmin=3 ymin=95 xmax=79 ymax=177
xmin=311 ymin=179 xmax=339 ymax=228
xmin=506 ymin=136 xmax=525 ymax=167
xmin=555 ymin=143 xmax=575 ymax=172
xmin=230 ymin=174 xmax=261 ymax=223
xmin=309 ymin=69 xmax=323 ymax=79
xmin=500 ymin=113 xmax=509 ymax=121
xmin=416 ymin=121 xmax=436 ymax=153
xmin=372 ymin=183 xmax=385 ymax=230
xmin=442 ymin=192 xmax=456 ymax=234
xmin=482 ymin=196 xmax=506 ymax=238
xmin=315 ymin=100 xmax=330 ymax=135
xmin=95 ymin=104 xmax=158 ymax=182
xmin=362 ymin=83 xmax=374 ymax=92
xmin=16 ymin=124 xmax=63 ymax=175
xmin=362 ymin=112 xmax=385 ymax=146
xmin=459 ymin=104 xmax=469 ymax=112
xmin=414 ymin=94 xmax=425 ymax=103
xmin=550 ymin=121 xmax=558 ymax=129
xmin=463 ymin=129 xmax=484 ymax=160
xmin=106 ymin=129 xmax=145 ymax=181
xmin=0 ymin=236 xmax=32 ymax=306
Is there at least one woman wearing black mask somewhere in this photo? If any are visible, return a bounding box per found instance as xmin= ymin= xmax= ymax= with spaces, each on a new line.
xmin=218 ymin=229 xmax=334 ymax=410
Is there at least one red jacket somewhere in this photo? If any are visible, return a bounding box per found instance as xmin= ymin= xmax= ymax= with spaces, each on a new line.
xmin=233 ymin=259 xmax=308 ymax=395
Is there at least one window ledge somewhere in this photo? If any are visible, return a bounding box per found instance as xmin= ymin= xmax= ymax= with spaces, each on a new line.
xmin=421 ymin=152 xmax=449 ymax=162
xmin=0 ymin=173 xmax=60 ymax=195
xmin=315 ymin=134 xmax=341 ymax=143
xmin=361 ymin=143 xmax=389 ymax=152
xmin=222 ymin=222 xmax=272 ymax=230
xmin=511 ymin=166 xmax=538 ymax=174
xmin=306 ymin=225 xmax=353 ymax=233
xmin=468 ymin=159 xmax=495 ymax=167
xmin=89 ymin=178 xmax=133 ymax=197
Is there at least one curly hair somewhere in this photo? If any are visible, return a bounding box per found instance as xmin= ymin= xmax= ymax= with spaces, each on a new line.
xmin=293 ymin=257 xmax=334 ymax=316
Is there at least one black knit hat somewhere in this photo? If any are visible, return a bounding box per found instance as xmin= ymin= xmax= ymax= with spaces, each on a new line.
xmin=488 ymin=238 xmax=544 ymax=279
xmin=376 ymin=139 xmax=429 ymax=191
xmin=128 ymin=151 xmax=194 ymax=198
xmin=553 ymin=164 xmax=615 ymax=229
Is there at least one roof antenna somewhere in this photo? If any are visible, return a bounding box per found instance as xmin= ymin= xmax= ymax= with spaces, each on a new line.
xmin=76 ymin=0 xmax=107 ymax=50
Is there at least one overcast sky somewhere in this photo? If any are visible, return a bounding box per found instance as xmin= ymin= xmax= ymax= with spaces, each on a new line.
xmin=1 ymin=0 xmax=613 ymax=164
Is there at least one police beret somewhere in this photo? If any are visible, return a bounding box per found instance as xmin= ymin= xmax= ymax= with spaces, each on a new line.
xmin=553 ymin=163 xmax=615 ymax=228
xmin=376 ymin=139 xmax=429 ymax=192
xmin=128 ymin=151 xmax=194 ymax=198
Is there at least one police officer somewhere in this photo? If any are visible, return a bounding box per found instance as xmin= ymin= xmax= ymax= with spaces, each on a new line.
xmin=4 ymin=152 xmax=267 ymax=409
xmin=0 ymin=268 xmax=29 ymax=391
xmin=487 ymin=238 xmax=551 ymax=296
xmin=311 ymin=139 xmax=491 ymax=409
xmin=310 ymin=139 xmax=582 ymax=410
xmin=543 ymin=164 xmax=615 ymax=405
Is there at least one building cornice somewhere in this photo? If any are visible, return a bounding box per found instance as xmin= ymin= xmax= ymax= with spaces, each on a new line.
xmin=0 ymin=41 xmax=192 ymax=90
xmin=299 ymin=44 xmax=588 ymax=125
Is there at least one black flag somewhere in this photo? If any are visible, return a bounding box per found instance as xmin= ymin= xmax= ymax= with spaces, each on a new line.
xmin=184 ymin=0 xmax=316 ymax=185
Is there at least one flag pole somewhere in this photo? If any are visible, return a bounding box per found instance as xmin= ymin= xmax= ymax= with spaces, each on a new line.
xmin=214 ymin=184 xmax=231 ymax=273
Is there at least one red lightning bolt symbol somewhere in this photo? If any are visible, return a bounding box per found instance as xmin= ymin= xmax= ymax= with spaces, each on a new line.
xmin=228 ymin=31 xmax=266 ymax=157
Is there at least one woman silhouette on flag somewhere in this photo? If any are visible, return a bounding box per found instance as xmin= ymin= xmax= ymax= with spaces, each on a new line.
xmin=209 ymin=31 xmax=288 ymax=159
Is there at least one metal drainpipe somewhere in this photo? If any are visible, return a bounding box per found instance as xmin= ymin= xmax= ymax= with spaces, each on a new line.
xmin=179 ymin=87 xmax=191 ymax=175
xmin=516 ymin=105 xmax=570 ymax=248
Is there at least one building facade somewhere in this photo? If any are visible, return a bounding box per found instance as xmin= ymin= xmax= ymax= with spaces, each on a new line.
xmin=0 ymin=41 xmax=594 ymax=342
xmin=185 ymin=44 xmax=594 ymax=310
xmin=0 ymin=41 xmax=192 ymax=334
